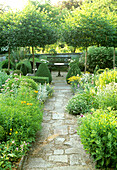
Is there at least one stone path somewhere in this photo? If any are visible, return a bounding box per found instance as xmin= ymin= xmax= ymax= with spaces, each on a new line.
xmin=23 ymin=72 xmax=96 ymax=170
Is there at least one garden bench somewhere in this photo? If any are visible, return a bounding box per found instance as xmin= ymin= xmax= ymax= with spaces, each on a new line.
xmin=47 ymin=56 xmax=71 ymax=76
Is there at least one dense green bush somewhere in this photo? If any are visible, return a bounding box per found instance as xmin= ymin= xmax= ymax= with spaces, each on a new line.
xmin=29 ymin=76 xmax=49 ymax=84
xmin=66 ymin=89 xmax=98 ymax=115
xmin=87 ymin=46 xmax=114 ymax=72
xmin=3 ymin=77 xmax=38 ymax=92
xmin=1 ymin=59 xmax=15 ymax=69
xmin=16 ymin=59 xmax=32 ymax=75
xmin=35 ymin=63 xmax=52 ymax=83
xmin=66 ymin=63 xmax=81 ymax=83
xmin=78 ymin=109 xmax=117 ymax=169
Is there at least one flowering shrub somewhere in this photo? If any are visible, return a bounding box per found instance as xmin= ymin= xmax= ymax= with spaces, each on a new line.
xmin=68 ymin=75 xmax=81 ymax=93
xmin=78 ymin=109 xmax=117 ymax=169
xmin=95 ymin=69 xmax=117 ymax=90
xmin=0 ymin=84 xmax=43 ymax=168
xmin=96 ymin=82 xmax=117 ymax=110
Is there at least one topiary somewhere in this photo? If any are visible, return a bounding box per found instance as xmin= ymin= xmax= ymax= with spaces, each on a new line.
xmin=0 ymin=125 xmax=5 ymax=141
xmin=13 ymin=70 xmax=23 ymax=75
xmin=35 ymin=63 xmax=52 ymax=83
xmin=66 ymin=63 xmax=81 ymax=83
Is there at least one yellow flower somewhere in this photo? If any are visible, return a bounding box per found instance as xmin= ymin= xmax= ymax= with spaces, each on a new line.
xmin=10 ymin=129 xmax=12 ymax=131
xmin=9 ymin=133 xmax=11 ymax=135
xmin=15 ymin=131 xmax=18 ymax=134
xmin=21 ymin=101 xmax=24 ymax=104
xmin=24 ymin=101 xmax=26 ymax=103
xmin=27 ymin=103 xmax=33 ymax=106
xmin=34 ymin=91 xmax=38 ymax=93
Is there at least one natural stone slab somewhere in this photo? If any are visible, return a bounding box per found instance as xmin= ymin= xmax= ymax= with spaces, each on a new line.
xmin=49 ymin=155 xmax=68 ymax=163
xmin=70 ymin=154 xmax=82 ymax=165
xmin=65 ymin=148 xmax=81 ymax=154
xmin=52 ymin=113 xmax=65 ymax=120
xmin=54 ymin=149 xmax=64 ymax=155
xmin=55 ymin=138 xmax=65 ymax=144
xmin=26 ymin=158 xmax=53 ymax=168
xmin=48 ymin=166 xmax=92 ymax=170
xmin=54 ymin=125 xmax=68 ymax=135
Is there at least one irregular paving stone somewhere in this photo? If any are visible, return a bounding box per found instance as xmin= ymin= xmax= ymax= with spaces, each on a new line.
xmin=52 ymin=113 xmax=65 ymax=120
xmin=54 ymin=125 xmax=68 ymax=135
xmin=65 ymin=148 xmax=81 ymax=154
xmin=70 ymin=154 xmax=82 ymax=165
xmin=54 ymin=149 xmax=64 ymax=155
xmin=55 ymin=138 xmax=65 ymax=144
xmin=25 ymin=158 xmax=54 ymax=168
xmin=49 ymin=155 xmax=68 ymax=163
xmin=48 ymin=166 xmax=91 ymax=170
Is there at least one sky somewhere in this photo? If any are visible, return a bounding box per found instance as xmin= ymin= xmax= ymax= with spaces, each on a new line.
xmin=0 ymin=0 xmax=60 ymax=10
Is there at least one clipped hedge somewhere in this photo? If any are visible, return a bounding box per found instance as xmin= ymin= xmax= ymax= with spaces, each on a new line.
xmin=78 ymin=109 xmax=117 ymax=169
xmin=29 ymin=76 xmax=49 ymax=84
xmin=35 ymin=63 xmax=52 ymax=83
xmin=66 ymin=63 xmax=81 ymax=83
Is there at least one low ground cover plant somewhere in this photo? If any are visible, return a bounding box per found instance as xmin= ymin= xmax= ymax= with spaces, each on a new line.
xmin=78 ymin=109 xmax=117 ymax=169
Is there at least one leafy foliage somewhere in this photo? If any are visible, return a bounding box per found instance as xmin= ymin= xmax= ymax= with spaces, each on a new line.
xmin=87 ymin=46 xmax=114 ymax=71
xmin=78 ymin=109 xmax=117 ymax=169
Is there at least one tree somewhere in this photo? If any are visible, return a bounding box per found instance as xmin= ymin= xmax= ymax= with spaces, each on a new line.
xmin=14 ymin=2 xmax=58 ymax=73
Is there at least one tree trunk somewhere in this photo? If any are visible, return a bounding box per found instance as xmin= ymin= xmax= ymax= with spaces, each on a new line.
xmin=32 ymin=46 xmax=35 ymax=74
xmin=113 ymin=47 xmax=115 ymax=69
xmin=8 ymin=48 xmax=10 ymax=71
xmin=84 ymin=47 xmax=87 ymax=73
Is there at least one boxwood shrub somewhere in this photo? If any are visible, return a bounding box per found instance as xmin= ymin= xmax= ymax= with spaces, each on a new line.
xmin=35 ymin=63 xmax=52 ymax=83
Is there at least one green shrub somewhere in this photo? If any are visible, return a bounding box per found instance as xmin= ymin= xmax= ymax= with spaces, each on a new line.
xmin=78 ymin=109 xmax=117 ymax=169
xmin=13 ymin=70 xmax=23 ymax=75
xmin=29 ymin=76 xmax=49 ymax=84
xmin=0 ymin=125 xmax=5 ymax=141
xmin=1 ymin=68 xmax=10 ymax=75
xmin=66 ymin=63 xmax=81 ymax=83
xmin=35 ymin=63 xmax=52 ymax=83
xmin=3 ymin=77 xmax=38 ymax=92
xmin=1 ymin=59 xmax=15 ymax=69
xmin=16 ymin=59 xmax=32 ymax=75
xmin=66 ymin=89 xmax=98 ymax=115
xmin=87 ymin=46 xmax=114 ymax=71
